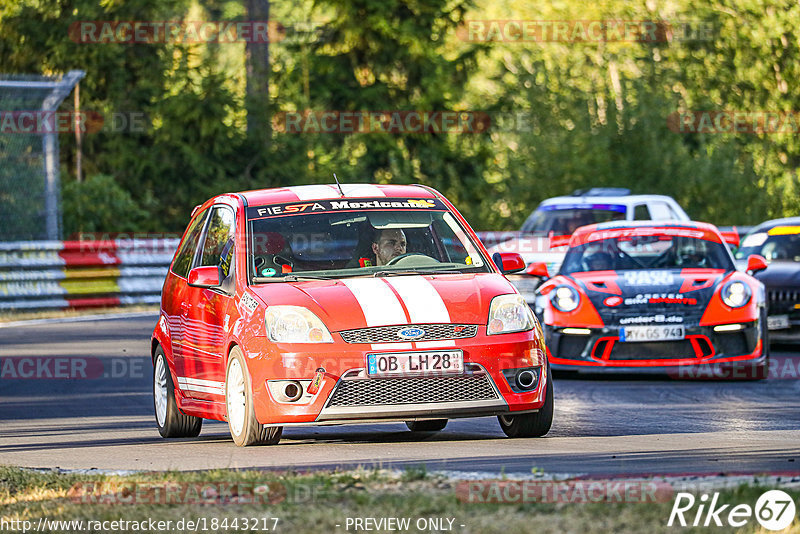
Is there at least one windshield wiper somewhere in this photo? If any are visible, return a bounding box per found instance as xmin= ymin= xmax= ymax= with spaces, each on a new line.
xmin=252 ymin=274 xmax=334 ymax=283
xmin=374 ymin=269 xmax=462 ymax=277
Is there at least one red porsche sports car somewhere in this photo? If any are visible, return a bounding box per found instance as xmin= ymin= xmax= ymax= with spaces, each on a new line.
xmin=531 ymin=221 xmax=769 ymax=375
xmin=151 ymin=183 xmax=551 ymax=446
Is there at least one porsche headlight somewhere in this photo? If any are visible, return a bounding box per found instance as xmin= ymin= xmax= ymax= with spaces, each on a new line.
xmin=488 ymin=294 xmax=535 ymax=335
xmin=265 ymin=306 xmax=333 ymax=343
xmin=721 ymin=281 xmax=751 ymax=308
xmin=551 ymin=285 xmax=580 ymax=312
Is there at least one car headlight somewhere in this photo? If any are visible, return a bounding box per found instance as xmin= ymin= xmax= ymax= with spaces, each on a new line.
xmin=265 ymin=306 xmax=333 ymax=343
xmin=721 ymin=281 xmax=751 ymax=308
xmin=488 ymin=294 xmax=535 ymax=335
xmin=551 ymin=285 xmax=580 ymax=312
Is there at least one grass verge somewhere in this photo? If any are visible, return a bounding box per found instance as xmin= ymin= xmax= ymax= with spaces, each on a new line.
xmin=0 ymin=465 xmax=798 ymax=533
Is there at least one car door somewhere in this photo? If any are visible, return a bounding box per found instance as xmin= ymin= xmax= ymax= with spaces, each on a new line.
xmin=163 ymin=207 xmax=208 ymax=366
xmin=180 ymin=205 xmax=238 ymax=401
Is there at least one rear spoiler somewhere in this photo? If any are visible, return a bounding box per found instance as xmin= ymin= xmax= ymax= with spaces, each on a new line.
xmin=720 ymin=226 xmax=740 ymax=248
xmin=549 ymin=234 xmax=572 ymax=248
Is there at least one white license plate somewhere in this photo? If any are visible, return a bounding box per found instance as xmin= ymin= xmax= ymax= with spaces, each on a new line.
xmin=619 ymin=325 xmax=685 ymax=342
xmin=366 ymin=351 xmax=464 ymax=377
xmin=768 ymin=314 xmax=790 ymax=330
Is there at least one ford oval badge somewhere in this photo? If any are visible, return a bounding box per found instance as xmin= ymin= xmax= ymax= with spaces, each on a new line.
xmin=397 ymin=327 xmax=425 ymax=340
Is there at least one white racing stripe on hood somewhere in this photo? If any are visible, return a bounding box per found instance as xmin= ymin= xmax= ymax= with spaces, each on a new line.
xmin=342 ymin=279 xmax=407 ymax=326
xmin=384 ymin=276 xmax=451 ymax=324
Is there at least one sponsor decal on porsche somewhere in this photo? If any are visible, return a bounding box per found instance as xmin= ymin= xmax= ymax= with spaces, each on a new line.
xmin=622 ymin=271 xmax=674 ymax=286
xmin=623 ymin=294 xmax=698 ymax=306
xmin=618 ymin=315 xmax=684 ymax=325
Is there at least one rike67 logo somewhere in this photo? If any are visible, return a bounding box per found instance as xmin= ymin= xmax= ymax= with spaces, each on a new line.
xmin=668 ymin=490 xmax=797 ymax=530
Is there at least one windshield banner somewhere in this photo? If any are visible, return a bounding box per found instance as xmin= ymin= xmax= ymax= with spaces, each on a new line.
xmin=247 ymin=198 xmax=447 ymax=219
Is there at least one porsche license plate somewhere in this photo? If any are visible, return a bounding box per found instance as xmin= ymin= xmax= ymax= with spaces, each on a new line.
xmin=619 ymin=325 xmax=685 ymax=342
xmin=367 ymin=351 xmax=464 ymax=377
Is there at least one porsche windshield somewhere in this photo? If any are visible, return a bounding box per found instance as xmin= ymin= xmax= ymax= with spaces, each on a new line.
xmin=560 ymin=234 xmax=734 ymax=274
xmin=246 ymin=199 xmax=489 ymax=282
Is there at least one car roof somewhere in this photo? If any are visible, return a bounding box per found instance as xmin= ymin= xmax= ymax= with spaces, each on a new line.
xmin=238 ymin=183 xmax=437 ymax=206
xmin=538 ymin=193 xmax=678 ymax=207
xmin=751 ymin=216 xmax=800 ymax=232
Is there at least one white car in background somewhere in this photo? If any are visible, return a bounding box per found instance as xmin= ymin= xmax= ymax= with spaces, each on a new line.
xmin=484 ymin=188 xmax=690 ymax=304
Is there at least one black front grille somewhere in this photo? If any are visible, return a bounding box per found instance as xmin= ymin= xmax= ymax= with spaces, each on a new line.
xmin=557 ymin=335 xmax=590 ymax=359
xmin=327 ymin=374 xmax=498 ymax=407
xmin=713 ymin=331 xmax=749 ymax=356
xmin=607 ymin=340 xmax=701 ymax=360
xmin=339 ymin=324 xmax=478 ymax=344
xmin=768 ymin=289 xmax=800 ymax=305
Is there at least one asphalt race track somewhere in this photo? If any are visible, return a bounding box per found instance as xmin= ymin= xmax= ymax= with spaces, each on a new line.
xmin=1 ymin=314 xmax=799 ymax=477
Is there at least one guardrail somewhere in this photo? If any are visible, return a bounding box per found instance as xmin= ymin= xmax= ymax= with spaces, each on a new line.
xmin=0 ymin=239 xmax=178 ymax=311
xmin=0 ymin=226 xmax=752 ymax=313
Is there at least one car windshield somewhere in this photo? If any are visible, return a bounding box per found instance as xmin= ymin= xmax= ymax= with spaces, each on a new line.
xmin=560 ymin=233 xmax=734 ymax=274
xmin=246 ymin=198 xmax=490 ymax=282
xmin=520 ymin=204 xmax=627 ymax=235
xmin=735 ymin=226 xmax=800 ymax=262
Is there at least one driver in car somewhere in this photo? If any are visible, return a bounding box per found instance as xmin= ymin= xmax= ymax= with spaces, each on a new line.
xmin=372 ymin=228 xmax=407 ymax=265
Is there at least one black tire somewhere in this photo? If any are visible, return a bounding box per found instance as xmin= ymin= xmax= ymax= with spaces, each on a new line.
xmin=405 ymin=419 xmax=448 ymax=432
xmin=225 ymin=346 xmax=282 ymax=446
xmin=498 ymin=369 xmax=553 ymax=438
xmin=153 ymin=346 xmax=202 ymax=438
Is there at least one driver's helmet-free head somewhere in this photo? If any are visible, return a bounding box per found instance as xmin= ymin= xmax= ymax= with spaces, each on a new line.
xmin=584 ymin=250 xmax=613 ymax=271
xmin=678 ymin=243 xmax=703 ymax=266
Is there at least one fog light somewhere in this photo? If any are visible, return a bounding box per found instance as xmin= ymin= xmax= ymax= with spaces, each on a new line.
xmin=515 ymin=369 xmax=537 ymax=389
xmin=267 ymin=379 xmax=309 ymax=403
xmin=713 ymin=324 xmax=744 ymax=332
xmin=283 ymin=381 xmax=302 ymax=401
xmin=501 ymin=366 xmax=540 ymax=393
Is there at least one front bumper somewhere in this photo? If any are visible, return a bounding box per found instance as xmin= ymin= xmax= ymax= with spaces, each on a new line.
xmin=245 ymin=333 xmax=548 ymax=425
xmin=545 ymin=320 xmax=763 ymax=371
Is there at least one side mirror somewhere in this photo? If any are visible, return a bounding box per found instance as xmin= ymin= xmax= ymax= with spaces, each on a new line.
xmin=188 ymin=266 xmax=221 ymax=288
xmin=746 ymin=254 xmax=768 ymax=274
xmin=492 ymin=252 xmax=525 ymax=274
xmin=526 ymin=262 xmax=550 ymax=279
